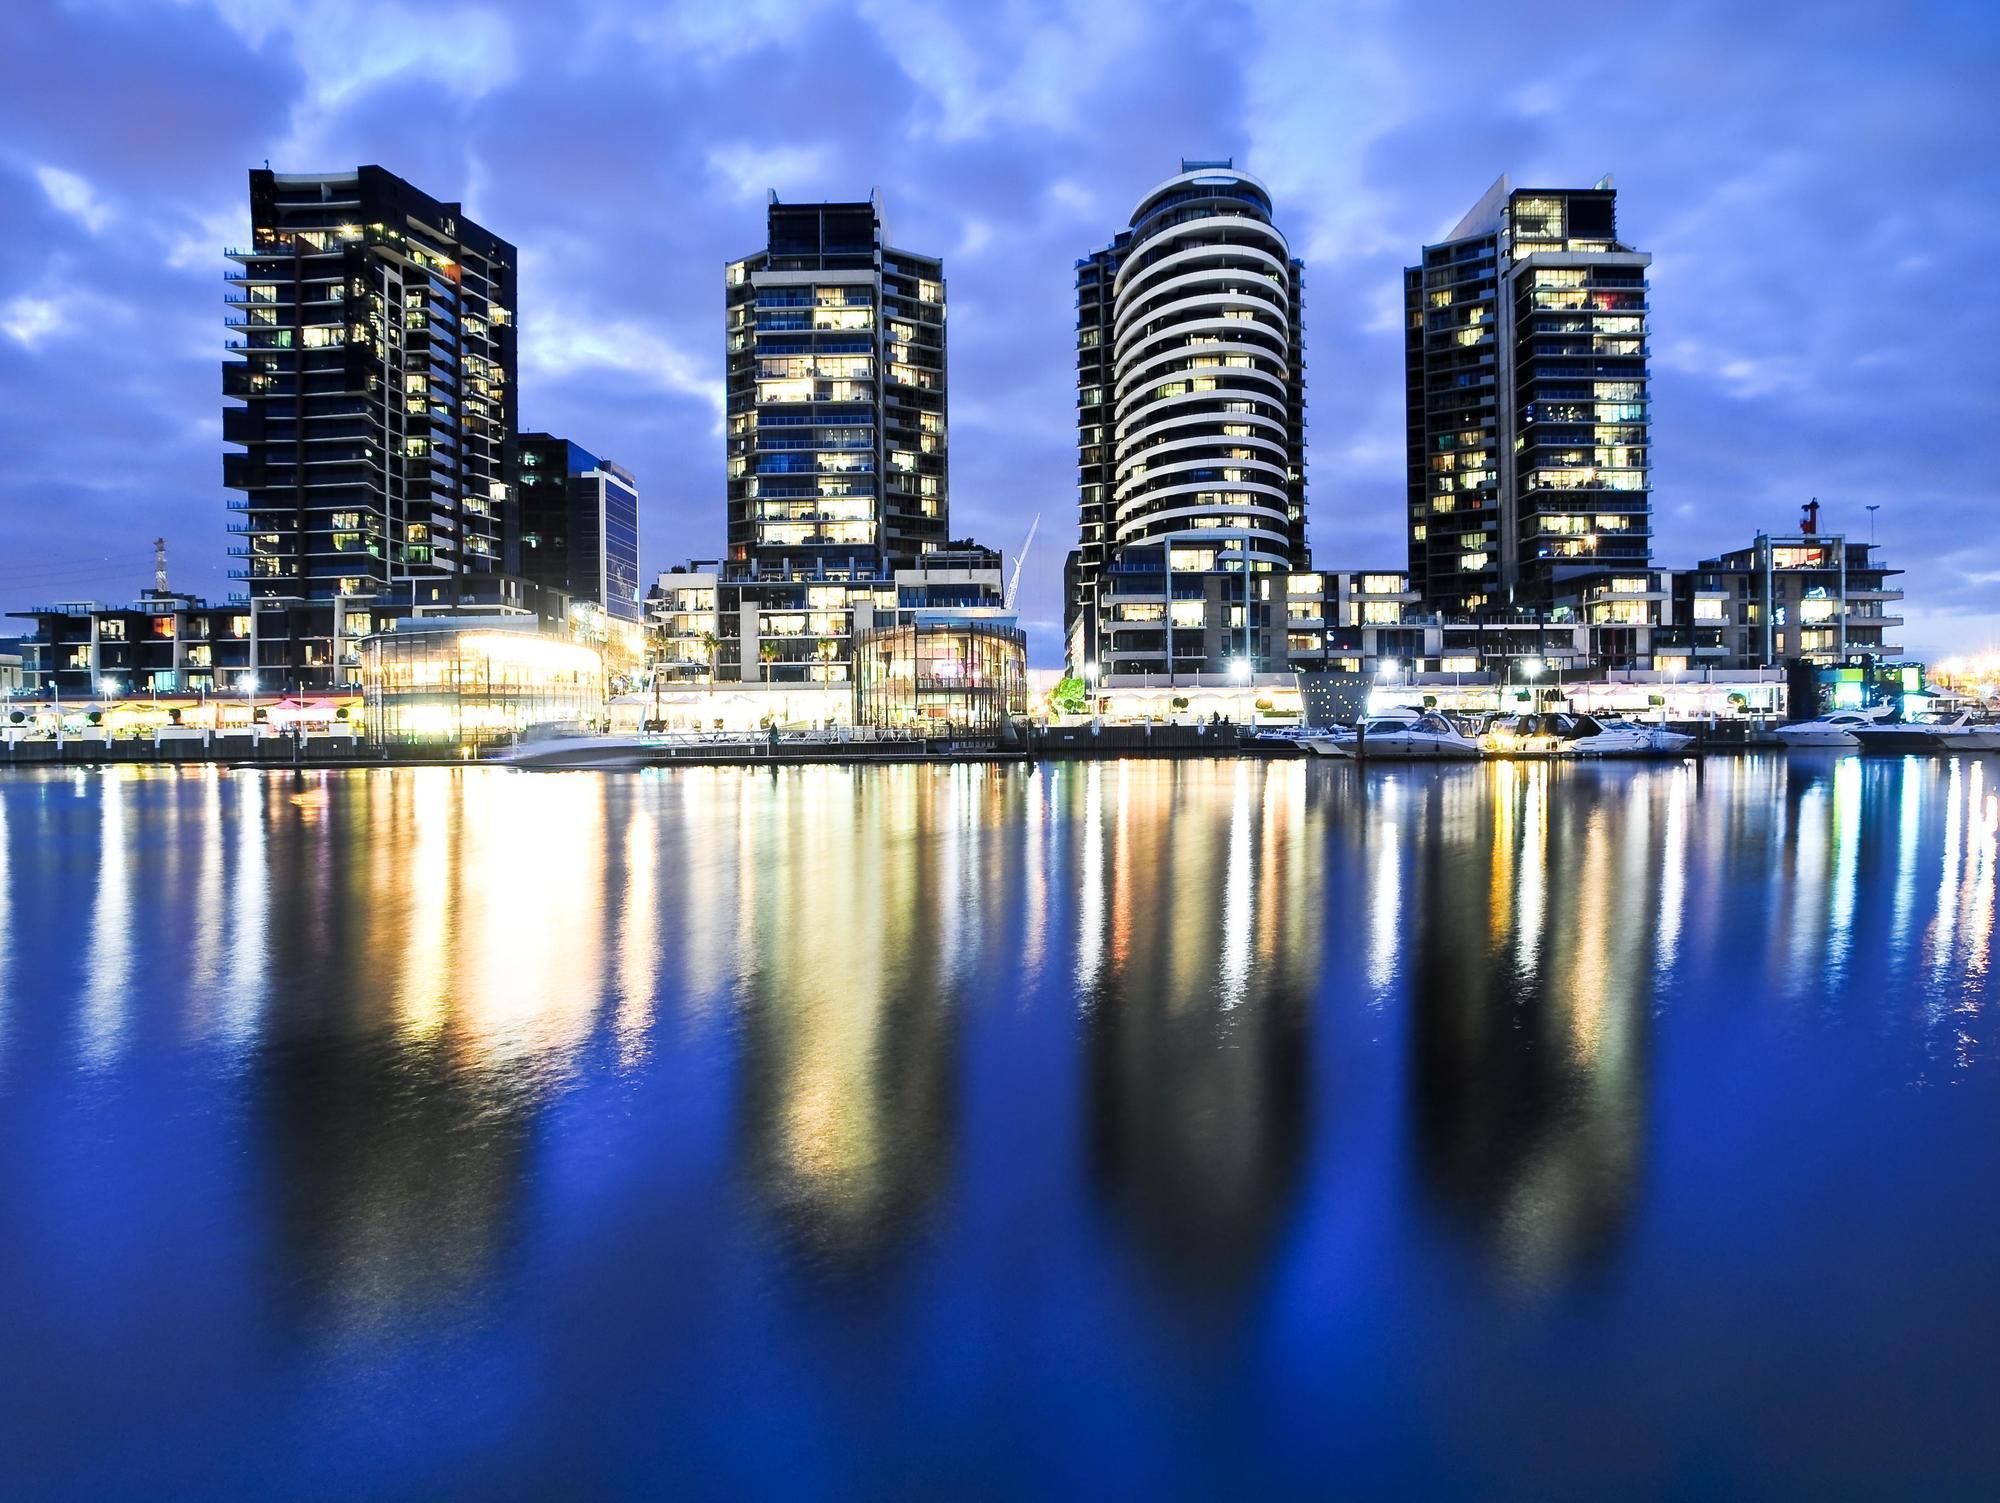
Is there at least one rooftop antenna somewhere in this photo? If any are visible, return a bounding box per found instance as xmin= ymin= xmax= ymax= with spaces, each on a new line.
xmin=1866 ymin=503 xmax=1881 ymax=545
xmin=1006 ymin=511 xmax=1040 ymax=611
xmin=153 ymin=536 xmax=169 ymax=592
xmin=1801 ymin=498 xmax=1820 ymax=536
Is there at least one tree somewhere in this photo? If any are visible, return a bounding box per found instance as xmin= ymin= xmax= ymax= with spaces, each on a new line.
xmin=697 ymin=630 xmax=721 ymax=682
xmin=1048 ymin=674 xmax=1089 ymax=716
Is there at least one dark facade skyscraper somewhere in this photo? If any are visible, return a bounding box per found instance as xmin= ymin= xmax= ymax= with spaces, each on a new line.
xmin=516 ymin=434 xmax=641 ymax=622
xmin=724 ymin=193 xmax=947 ymax=579
xmin=1067 ymin=160 xmax=1307 ymax=678
xmin=223 ymin=166 xmax=517 ymax=604
xmin=1404 ymin=176 xmax=1652 ymax=615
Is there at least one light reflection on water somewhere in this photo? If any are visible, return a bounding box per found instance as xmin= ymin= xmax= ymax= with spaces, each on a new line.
xmin=2 ymin=757 xmax=2000 ymax=1496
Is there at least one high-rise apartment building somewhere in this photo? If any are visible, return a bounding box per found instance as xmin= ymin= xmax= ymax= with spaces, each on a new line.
xmin=724 ymin=194 xmax=947 ymax=579
xmin=1067 ymin=160 xmax=1307 ymax=679
xmin=516 ymin=434 xmax=641 ymax=622
xmin=1404 ymin=175 xmax=1651 ymax=616
xmin=223 ymin=166 xmax=517 ymax=604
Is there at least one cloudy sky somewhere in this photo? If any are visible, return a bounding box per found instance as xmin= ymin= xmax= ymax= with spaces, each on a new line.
xmin=2 ymin=0 xmax=1996 ymax=663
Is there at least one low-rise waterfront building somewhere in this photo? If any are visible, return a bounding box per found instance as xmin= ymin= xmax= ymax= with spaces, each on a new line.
xmin=7 ymin=572 xmax=593 ymax=701
xmin=853 ymin=615 xmax=1029 ymax=731
xmin=644 ymin=543 xmax=1009 ymax=687
xmin=360 ymin=616 xmax=602 ymax=750
xmin=1674 ymin=520 xmax=1904 ymax=669
xmin=9 ymin=591 xmax=375 ymax=698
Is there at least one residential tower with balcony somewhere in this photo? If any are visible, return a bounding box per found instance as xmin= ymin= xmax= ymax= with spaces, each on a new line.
xmin=1404 ymin=176 xmax=1652 ymax=616
xmin=1067 ymin=159 xmax=1307 ymax=681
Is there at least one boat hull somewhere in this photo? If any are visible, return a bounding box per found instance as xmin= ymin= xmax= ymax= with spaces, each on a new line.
xmin=1320 ymin=734 xmax=1480 ymax=761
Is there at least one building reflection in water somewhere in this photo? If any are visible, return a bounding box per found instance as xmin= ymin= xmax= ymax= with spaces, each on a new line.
xmin=1405 ymin=761 xmax=1671 ymax=1293
xmin=1065 ymin=760 xmax=1319 ymax=1288
xmin=253 ymin=767 xmax=617 ymax=1328
xmin=19 ymin=753 xmax=1998 ymax=1331
xmin=732 ymin=766 xmax=988 ymax=1271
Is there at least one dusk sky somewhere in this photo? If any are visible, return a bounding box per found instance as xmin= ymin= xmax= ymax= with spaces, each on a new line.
xmin=2 ymin=0 xmax=1995 ymax=665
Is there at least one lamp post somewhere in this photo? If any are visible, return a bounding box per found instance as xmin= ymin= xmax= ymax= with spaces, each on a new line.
xmin=240 ymin=671 xmax=257 ymax=731
xmin=1521 ymin=655 xmax=1544 ymax=712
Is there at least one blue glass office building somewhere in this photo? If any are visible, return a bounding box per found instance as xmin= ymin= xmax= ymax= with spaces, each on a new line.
xmin=516 ymin=433 xmax=641 ymax=622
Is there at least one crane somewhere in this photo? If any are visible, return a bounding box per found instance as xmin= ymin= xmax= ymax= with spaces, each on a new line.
xmin=1005 ymin=511 xmax=1040 ymax=612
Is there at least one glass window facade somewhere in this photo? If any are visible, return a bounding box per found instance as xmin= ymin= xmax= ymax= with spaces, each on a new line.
xmin=362 ymin=624 xmax=603 ymax=749
xmin=853 ymin=619 xmax=1027 ymax=731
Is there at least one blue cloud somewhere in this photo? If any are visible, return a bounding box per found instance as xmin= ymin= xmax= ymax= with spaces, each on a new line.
xmin=2 ymin=0 xmax=1995 ymax=662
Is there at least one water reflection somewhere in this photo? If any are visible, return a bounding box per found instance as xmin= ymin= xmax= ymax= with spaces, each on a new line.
xmin=1065 ymin=761 xmax=1318 ymax=1287
xmin=80 ymin=771 xmax=133 ymax=1068
xmin=5 ymin=754 xmax=2000 ymax=1336
xmin=733 ymin=767 xmax=976 ymax=1268
xmin=1400 ymin=762 xmax=1664 ymax=1291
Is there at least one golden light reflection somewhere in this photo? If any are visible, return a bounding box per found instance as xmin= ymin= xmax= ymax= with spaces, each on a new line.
xmin=1219 ymin=759 xmax=1254 ymax=1009
xmin=394 ymin=768 xmax=455 ymax=1041
xmin=454 ymin=771 xmax=606 ymax=1070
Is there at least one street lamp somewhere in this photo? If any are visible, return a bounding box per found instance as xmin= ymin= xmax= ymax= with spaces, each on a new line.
xmin=1229 ymin=657 xmax=1251 ymax=682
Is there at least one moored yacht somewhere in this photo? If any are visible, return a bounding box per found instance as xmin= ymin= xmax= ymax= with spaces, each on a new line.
xmin=1593 ymin=717 xmax=1697 ymax=754
xmin=1849 ymin=710 xmax=2000 ymax=755
xmin=1774 ymin=705 xmax=1894 ymax=749
xmin=1310 ymin=710 xmax=1481 ymax=761
xmin=1482 ymin=712 xmax=1693 ymax=759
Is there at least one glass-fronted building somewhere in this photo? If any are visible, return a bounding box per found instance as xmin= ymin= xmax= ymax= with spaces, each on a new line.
xmin=361 ymin=617 xmax=602 ymax=750
xmin=224 ymin=166 xmax=517 ymax=603
xmin=1404 ymin=175 xmax=1652 ymax=615
xmin=853 ymin=615 xmax=1028 ymax=731
xmin=725 ymin=193 xmax=947 ymax=578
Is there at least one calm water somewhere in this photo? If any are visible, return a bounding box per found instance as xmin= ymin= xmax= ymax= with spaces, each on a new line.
xmin=2 ymin=757 xmax=1998 ymax=1498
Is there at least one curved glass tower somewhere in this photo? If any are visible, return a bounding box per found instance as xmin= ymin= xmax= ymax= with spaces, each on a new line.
xmin=1068 ymin=160 xmax=1306 ymax=679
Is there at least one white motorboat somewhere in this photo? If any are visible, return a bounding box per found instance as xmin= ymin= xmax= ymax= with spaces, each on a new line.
xmin=1482 ymin=712 xmax=1692 ymax=759
xmin=1774 ymin=705 xmax=1894 ymax=749
xmin=1310 ymin=710 xmax=1481 ymax=761
xmin=491 ymin=731 xmax=662 ymax=769
xmin=1593 ymin=717 xmax=1697 ymax=754
xmin=1849 ymin=710 xmax=2000 ymax=755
